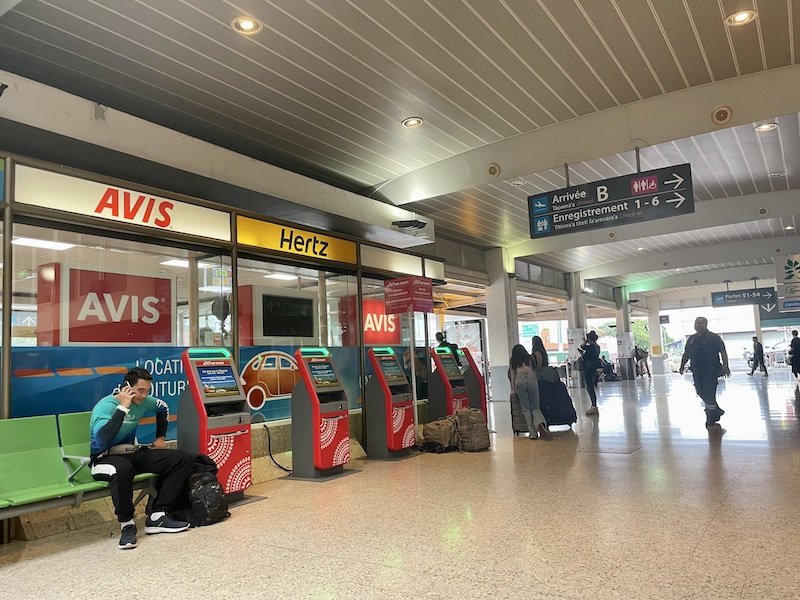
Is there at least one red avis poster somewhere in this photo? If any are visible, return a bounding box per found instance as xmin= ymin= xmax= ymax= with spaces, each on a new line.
xmin=339 ymin=297 xmax=401 ymax=346
xmin=65 ymin=268 xmax=175 ymax=345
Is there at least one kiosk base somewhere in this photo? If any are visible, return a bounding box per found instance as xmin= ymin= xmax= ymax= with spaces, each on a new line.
xmin=287 ymin=466 xmax=361 ymax=482
xmin=361 ymin=447 xmax=418 ymax=461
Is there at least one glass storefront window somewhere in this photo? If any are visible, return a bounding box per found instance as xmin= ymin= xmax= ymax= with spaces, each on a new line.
xmin=9 ymin=223 xmax=228 ymax=442
xmin=237 ymin=257 xmax=358 ymax=423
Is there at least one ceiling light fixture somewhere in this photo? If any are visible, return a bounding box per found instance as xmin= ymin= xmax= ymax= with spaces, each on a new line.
xmin=231 ymin=16 xmax=262 ymax=35
xmin=583 ymin=287 xmax=594 ymax=293
xmin=510 ymin=179 xmax=526 ymax=187
xmin=401 ymin=116 xmax=423 ymax=129
xmin=754 ymin=122 xmax=777 ymax=132
xmin=725 ymin=10 xmax=757 ymax=26
xmin=12 ymin=237 xmax=75 ymax=251
xmin=769 ymin=171 xmax=785 ymax=177
xmin=264 ymin=273 xmax=297 ymax=280
xmin=786 ymin=226 xmax=795 ymax=230
xmin=160 ymin=259 xmax=212 ymax=268
xmin=637 ymin=247 xmax=645 ymax=251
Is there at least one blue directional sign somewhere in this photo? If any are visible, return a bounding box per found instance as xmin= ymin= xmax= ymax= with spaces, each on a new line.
xmin=711 ymin=288 xmax=776 ymax=307
xmin=528 ymin=164 xmax=693 ymax=239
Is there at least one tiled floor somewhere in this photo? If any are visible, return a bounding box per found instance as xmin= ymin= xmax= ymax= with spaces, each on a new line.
xmin=2 ymin=368 xmax=800 ymax=599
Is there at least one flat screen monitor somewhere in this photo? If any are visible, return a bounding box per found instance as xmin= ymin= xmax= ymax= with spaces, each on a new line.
xmin=262 ymin=294 xmax=314 ymax=338
xmin=379 ymin=356 xmax=406 ymax=385
xmin=307 ymin=359 xmax=340 ymax=389
xmin=196 ymin=362 xmax=243 ymax=400
xmin=438 ymin=355 xmax=463 ymax=380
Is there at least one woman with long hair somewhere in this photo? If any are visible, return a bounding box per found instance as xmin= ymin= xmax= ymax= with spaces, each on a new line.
xmin=579 ymin=331 xmax=601 ymax=415
xmin=509 ymin=344 xmax=549 ymax=439
xmin=531 ymin=336 xmax=549 ymax=368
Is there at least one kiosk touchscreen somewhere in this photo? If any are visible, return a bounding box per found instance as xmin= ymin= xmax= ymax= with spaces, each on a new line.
xmin=428 ymin=347 xmax=468 ymax=421
xmin=178 ymin=348 xmax=252 ymax=498
xmin=459 ymin=347 xmax=487 ymax=417
xmin=291 ymin=347 xmax=351 ymax=479
xmin=365 ymin=348 xmax=416 ymax=459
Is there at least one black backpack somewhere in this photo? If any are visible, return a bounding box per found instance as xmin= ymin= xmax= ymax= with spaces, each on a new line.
xmin=174 ymin=454 xmax=230 ymax=527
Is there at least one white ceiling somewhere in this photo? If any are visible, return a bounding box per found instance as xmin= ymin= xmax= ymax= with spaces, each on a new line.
xmin=1 ymin=0 xmax=799 ymax=296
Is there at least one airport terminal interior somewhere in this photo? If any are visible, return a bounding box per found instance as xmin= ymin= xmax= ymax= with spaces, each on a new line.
xmin=1 ymin=2 xmax=800 ymax=599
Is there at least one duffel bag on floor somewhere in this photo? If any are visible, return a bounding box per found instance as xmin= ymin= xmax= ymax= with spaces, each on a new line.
xmin=421 ymin=416 xmax=459 ymax=453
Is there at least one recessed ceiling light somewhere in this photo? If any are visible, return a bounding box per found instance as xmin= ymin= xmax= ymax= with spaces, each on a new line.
xmin=401 ymin=116 xmax=424 ymax=129
xmin=12 ymin=237 xmax=75 ymax=251
xmin=583 ymin=287 xmax=594 ymax=293
xmin=786 ymin=226 xmax=795 ymax=231
xmin=637 ymin=247 xmax=645 ymax=251
xmin=725 ymin=10 xmax=757 ymax=26
xmin=231 ymin=16 xmax=262 ymax=35
xmin=754 ymin=122 xmax=777 ymax=132
xmin=769 ymin=171 xmax=785 ymax=177
xmin=510 ymin=179 xmax=526 ymax=187
xmin=264 ymin=273 xmax=297 ymax=280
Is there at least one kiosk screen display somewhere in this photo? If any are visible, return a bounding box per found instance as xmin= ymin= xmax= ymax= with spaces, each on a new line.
xmin=439 ymin=355 xmax=463 ymax=380
xmin=196 ymin=363 xmax=242 ymax=399
xmin=308 ymin=359 xmax=340 ymax=388
xmin=379 ymin=356 xmax=406 ymax=384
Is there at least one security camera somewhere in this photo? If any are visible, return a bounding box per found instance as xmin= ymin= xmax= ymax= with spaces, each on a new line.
xmin=628 ymin=299 xmax=640 ymax=304
xmin=392 ymin=219 xmax=427 ymax=231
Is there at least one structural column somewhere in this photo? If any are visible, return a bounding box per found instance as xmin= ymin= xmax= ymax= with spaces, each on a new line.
xmin=614 ymin=286 xmax=635 ymax=380
xmin=565 ymin=272 xmax=587 ymax=388
xmin=485 ymin=248 xmax=517 ymax=402
xmin=647 ymin=296 xmax=667 ymax=374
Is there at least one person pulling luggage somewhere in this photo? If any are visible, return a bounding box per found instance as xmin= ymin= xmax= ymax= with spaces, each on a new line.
xmin=509 ymin=344 xmax=549 ymax=439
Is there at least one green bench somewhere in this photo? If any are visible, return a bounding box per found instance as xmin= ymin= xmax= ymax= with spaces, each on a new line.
xmin=0 ymin=413 xmax=157 ymax=522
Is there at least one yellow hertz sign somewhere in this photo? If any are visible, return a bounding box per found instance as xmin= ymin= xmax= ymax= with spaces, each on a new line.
xmin=237 ymin=216 xmax=357 ymax=265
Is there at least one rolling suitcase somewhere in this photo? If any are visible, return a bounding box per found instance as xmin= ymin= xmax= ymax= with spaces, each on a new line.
xmin=538 ymin=379 xmax=578 ymax=426
xmin=510 ymin=392 xmax=529 ymax=435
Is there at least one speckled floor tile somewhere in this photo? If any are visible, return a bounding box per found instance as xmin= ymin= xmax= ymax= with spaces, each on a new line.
xmin=2 ymin=370 xmax=800 ymax=599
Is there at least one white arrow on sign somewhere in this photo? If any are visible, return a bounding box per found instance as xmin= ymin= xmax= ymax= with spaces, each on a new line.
xmin=22 ymin=316 xmax=35 ymax=325
xmin=666 ymin=192 xmax=685 ymax=209
xmin=762 ymin=303 xmax=776 ymax=312
xmin=664 ymin=174 xmax=684 ymax=189
xmin=763 ymin=290 xmax=773 ymax=300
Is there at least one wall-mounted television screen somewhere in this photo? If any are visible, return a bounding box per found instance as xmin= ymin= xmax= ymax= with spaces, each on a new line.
xmin=196 ymin=363 xmax=242 ymax=399
xmin=262 ymin=294 xmax=314 ymax=337
xmin=379 ymin=356 xmax=406 ymax=384
xmin=439 ymin=355 xmax=463 ymax=380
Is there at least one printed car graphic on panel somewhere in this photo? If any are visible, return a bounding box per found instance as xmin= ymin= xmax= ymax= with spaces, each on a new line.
xmin=240 ymin=351 xmax=302 ymax=411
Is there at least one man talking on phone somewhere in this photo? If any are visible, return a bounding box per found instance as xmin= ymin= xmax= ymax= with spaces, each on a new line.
xmin=90 ymin=367 xmax=194 ymax=549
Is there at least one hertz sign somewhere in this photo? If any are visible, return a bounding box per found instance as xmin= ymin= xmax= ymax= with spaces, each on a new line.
xmin=237 ymin=216 xmax=357 ymax=265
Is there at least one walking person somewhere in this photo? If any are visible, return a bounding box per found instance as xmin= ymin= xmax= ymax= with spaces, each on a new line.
xmin=635 ymin=346 xmax=651 ymax=378
xmin=679 ymin=317 xmax=731 ymax=428
xmin=509 ymin=344 xmax=549 ymax=439
xmin=789 ymin=330 xmax=800 ymax=384
xmin=579 ymin=331 xmax=601 ymax=416
xmin=531 ymin=335 xmax=549 ymax=369
xmin=748 ymin=336 xmax=768 ymax=377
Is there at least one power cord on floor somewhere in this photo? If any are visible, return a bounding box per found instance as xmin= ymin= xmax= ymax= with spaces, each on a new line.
xmin=264 ymin=423 xmax=292 ymax=473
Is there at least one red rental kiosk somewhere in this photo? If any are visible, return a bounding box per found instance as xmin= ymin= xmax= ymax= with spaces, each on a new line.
xmin=459 ymin=347 xmax=488 ymax=418
xmin=364 ymin=347 xmax=416 ymax=459
xmin=291 ymin=347 xmax=351 ymax=479
xmin=178 ymin=348 xmax=252 ymax=499
xmin=428 ymin=346 xmax=468 ymax=421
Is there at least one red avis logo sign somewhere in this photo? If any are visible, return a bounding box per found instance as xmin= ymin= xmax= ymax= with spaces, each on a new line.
xmin=339 ymin=297 xmax=401 ymax=346
xmin=67 ymin=269 xmax=174 ymax=344
xmin=94 ymin=187 xmax=174 ymax=228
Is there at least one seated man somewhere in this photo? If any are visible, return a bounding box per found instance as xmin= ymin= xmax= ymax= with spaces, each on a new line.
xmin=90 ymin=367 xmax=194 ymax=549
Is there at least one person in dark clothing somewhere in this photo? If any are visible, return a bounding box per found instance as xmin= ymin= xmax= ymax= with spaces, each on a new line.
xmin=435 ymin=332 xmax=462 ymax=366
xmin=531 ymin=335 xmax=549 ymax=368
xmin=578 ymin=331 xmax=601 ymax=416
xmin=679 ymin=317 xmax=730 ymax=428
xmin=790 ymin=330 xmax=800 ymax=384
xmin=748 ymin=336 xmax=768 ymax=376
xmin=90 ymin=367 xmax=194 ymax=549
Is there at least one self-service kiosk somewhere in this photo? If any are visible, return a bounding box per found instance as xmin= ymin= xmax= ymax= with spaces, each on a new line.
xmin=291 ymin=347 xmax=351 ymax=479
xmin=364 ymin=348 xmax=416 ymax=459
xmin=178 ymin=348 xmax=252 ymax=499
xmin=459 ymin=347 xmax=488 ymax=418
xmin=428 ymin=347 xmax=468 ymax=421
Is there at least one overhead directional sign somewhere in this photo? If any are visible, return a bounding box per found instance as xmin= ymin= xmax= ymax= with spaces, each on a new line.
xmin=711 ymin=287 xmax=776 ymax=307
xmin=528 ymin=163 xmax=693 ymax=238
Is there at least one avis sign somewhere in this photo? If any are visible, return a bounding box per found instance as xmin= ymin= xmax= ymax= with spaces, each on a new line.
xmin=384 ymin=276 xmax=434 ymax=315
xmin=64 ymin=268 xmax=175 ymax=345
xmin=339 ymin=297 xmax=400 ymax=346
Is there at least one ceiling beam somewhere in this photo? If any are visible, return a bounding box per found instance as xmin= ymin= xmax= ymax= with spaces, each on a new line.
xmin=0 ymin=1 xmax=23 ymax=18
xmin=507 ymin=189 xmax=799 ymax=259
xmin=371 ymin=65 xmax=800 ymax=206
xmin=626 ymin=264 xmax=776 ymax=293
xmin=581 ymin=237 xmax=790 ymax=279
